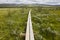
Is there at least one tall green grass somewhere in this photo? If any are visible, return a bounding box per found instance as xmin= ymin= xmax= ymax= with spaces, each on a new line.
xmin=31 ymin=7 xmax=60 ymax=40
xmin=0 ymin=8 xmax=29 ymax=40
xmin=0 ymin=7 xmax=60 ymax=40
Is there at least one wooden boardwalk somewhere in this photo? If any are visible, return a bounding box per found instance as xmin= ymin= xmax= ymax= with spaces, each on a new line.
xmin=25 ymin=10 xmax=35 ymax=40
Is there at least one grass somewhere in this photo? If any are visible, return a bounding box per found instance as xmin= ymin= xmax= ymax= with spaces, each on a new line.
xmin=31 ymin=7 xmax=60 ymax=40
xmin=0 ymin=8 xmax=29 ymax=40
xmin=0 ymin=7 xmax=60 ymax=40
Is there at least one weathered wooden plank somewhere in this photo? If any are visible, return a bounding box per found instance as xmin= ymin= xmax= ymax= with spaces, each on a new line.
xmin=25 ymin=9 xmax=34 ymax=40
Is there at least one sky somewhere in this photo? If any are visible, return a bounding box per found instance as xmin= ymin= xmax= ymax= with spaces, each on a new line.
xmin=0 ymin=0 xmax=60 ymax=5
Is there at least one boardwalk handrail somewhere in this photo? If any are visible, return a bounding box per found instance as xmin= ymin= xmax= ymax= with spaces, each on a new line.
xmin=25 ymin=9 xmax=34 ymax=40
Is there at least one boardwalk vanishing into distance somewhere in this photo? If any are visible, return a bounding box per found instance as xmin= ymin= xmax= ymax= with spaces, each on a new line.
xmin=25 ymin=9 xmax=35 ymax=40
